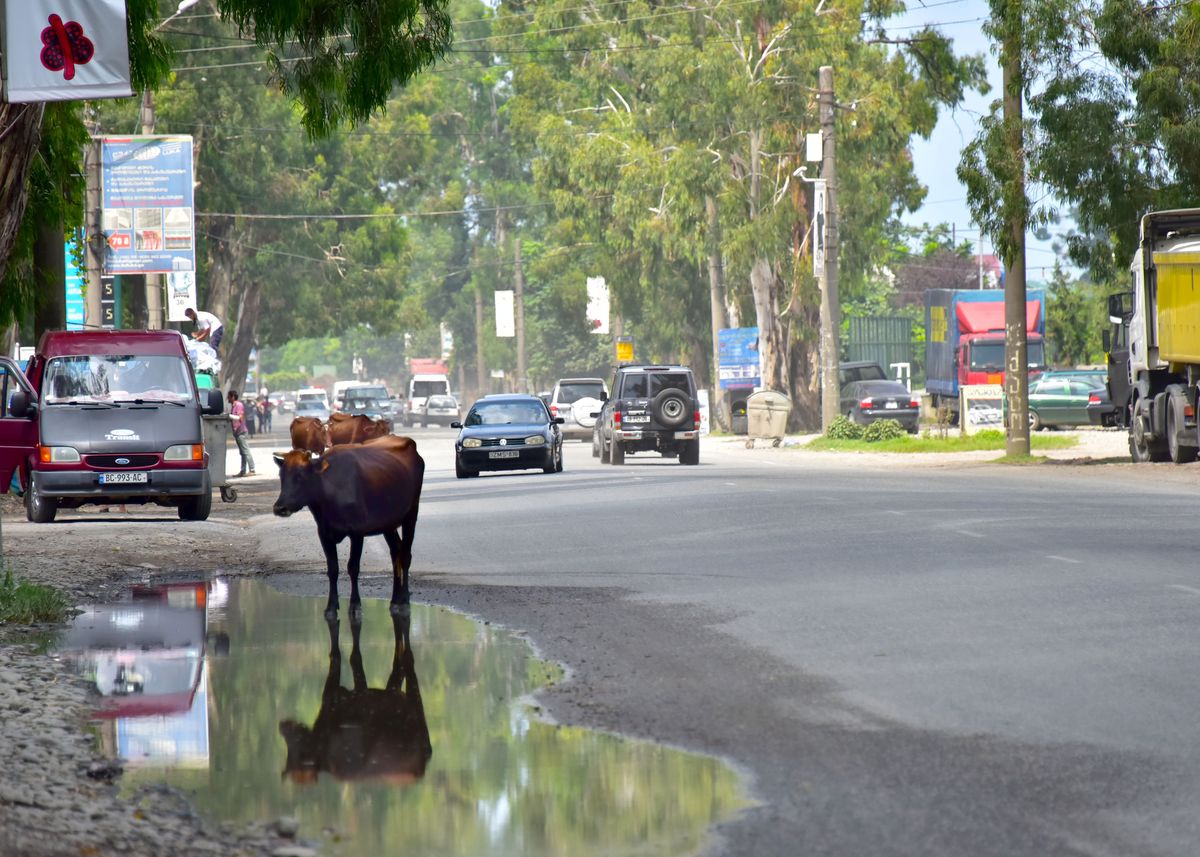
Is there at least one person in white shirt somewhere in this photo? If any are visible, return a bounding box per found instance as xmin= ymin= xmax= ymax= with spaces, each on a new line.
xmin=184 ymin=308 xmax=224 ymax=351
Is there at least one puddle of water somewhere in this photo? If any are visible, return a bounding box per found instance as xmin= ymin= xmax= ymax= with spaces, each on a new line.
xmin=53 ymin=578 xmax=749 ymax=856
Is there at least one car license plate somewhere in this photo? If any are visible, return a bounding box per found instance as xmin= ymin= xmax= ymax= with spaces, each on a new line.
xmin=488 ymin=450 xmax=519 ymax=459
xmin=885 ymin=401 xmax=898 ymax=409
xmin=99 ymin=471 xmax=148 ymax=484
xmin=624 ymin=414 xmax=650 ymax=423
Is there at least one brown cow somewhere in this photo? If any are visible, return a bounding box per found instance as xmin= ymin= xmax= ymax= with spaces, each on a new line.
xmin=327 ymin=412 xmax=393 ymax=446
xmin=273 ymin=434 xmax=423 ymax=617
xmin=289 ymin=416 xmax=329 ymax=456
xmin=279 ymin=612 xmax=430 ymax=786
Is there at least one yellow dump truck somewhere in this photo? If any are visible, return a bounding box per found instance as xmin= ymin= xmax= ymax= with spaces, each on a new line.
xmin=1124 ymin=209 xmax=1200 ymax=462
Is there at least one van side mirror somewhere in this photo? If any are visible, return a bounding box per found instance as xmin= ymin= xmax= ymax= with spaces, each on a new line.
xmin=600 ymin=391 xmax=608 ymax=402
xmin=1102 ymin=329 xmax=1111 ymax=353
xmin=9 ymin=390 xmax=35 ymax=418
xmin=201 ymin=389 xmax=224 ymax=416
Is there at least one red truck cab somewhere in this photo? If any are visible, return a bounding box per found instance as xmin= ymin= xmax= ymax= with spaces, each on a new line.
xmin=0 ymin=330 xmax=224 ymax=522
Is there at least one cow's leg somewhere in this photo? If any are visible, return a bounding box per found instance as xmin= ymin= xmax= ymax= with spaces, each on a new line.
xmin=348 ymin=612 xmax=367 ymax=692
xmin=386 ymin=610 xmax=413 ymax=694
xmin=323 ymin=614 xmax=342 ymax=696
xmin=317 ymin=524 xmax=342 ymax=618
xmin=384 ymin=528 xmax=410 ymax=612
xmin=347 ymin=534 xmax=365 ymax=620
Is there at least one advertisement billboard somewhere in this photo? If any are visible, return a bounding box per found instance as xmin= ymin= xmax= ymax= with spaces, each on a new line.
xmin=101 ymin=136 xmax=195 ymax=274
xmin=718 ymin=327 xmax=761 ymax=390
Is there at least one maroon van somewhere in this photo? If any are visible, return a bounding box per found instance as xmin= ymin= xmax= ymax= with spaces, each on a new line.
xmin=0 ymin=330 xmax=223 ymax=522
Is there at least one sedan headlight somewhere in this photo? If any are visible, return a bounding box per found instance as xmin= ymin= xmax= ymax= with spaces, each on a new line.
xmin=462 ymin=437 xmax=483 ymax=448
xmin=525 ymin=435 xmax=546 ymax=446
xmin=39 ymin=445 xmax=79 ymax=463
xmin=164 ymin=444 xmax=205 ymax=461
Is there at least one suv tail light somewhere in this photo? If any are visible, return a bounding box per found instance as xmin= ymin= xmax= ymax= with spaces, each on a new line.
xmin=614 ymin=410 xmax=622 ymax=426
xmin=549 ymin=404 xmax=558 ymax=417
xmin=694 ymin=410 xmax=701 ymax=430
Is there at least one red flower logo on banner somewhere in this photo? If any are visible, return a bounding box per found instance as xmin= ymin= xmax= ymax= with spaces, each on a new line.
xmin=40 ymin=13 xmax=95 ymax=81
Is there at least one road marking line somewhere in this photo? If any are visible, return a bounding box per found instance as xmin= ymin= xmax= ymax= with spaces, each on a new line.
xmin=1167 ymin=584 xmax=1200 ymax=596
xmin=884 ymin=510 xmax=905 ymax=516
xmin=955 ymin=529 xmax=984 ymax=538
xmin=1046 ymin=555 xmax=1082 ymax=564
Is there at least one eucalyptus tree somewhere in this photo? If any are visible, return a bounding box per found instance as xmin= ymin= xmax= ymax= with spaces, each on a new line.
xmin=498 ymin=0 xmax=983 ymax=425
xmin=0 ymin=0 xmax=452 ymax=337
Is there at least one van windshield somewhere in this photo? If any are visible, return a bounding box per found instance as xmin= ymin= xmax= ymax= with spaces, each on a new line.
xmin=411 ymin=380 xmax=448 ymax=398
xmin=44 ymin=355 xmax=193 ymax=404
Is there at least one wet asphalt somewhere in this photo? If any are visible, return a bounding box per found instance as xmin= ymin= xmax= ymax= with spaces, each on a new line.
xmin=254 ymin=427 xmax=1200 ymax=857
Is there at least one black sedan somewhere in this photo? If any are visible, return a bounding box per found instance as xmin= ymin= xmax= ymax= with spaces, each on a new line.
xmin=839 ymin=380 xmax=921 ymax=433
xmin=452 ymin=395 xmax=564 ymax=478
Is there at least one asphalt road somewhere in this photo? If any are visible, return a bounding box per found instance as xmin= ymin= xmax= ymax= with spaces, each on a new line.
xmin=255 ymin=428 xmax=1200 ymax=857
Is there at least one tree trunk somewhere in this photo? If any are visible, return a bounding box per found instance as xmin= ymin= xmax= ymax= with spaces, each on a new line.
xmin=34 ymin=218 xmax=66 ymax=337
xmin=222 ymin=279 xmax=263 ymax=396
xmin=750 ymin=257 xmax=789 ymax=393
xmin=706 ymin=194 xmax=731 ymax=428
xmin=0 ymin=104 xmax=46 ymax=288
xmin=204 ymin=221 xmax=242 ymax=324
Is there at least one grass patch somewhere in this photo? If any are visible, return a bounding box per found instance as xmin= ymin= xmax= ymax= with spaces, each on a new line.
xmin=805 ymin=429 xmax=1079 ymax=454
xmin=0 ymin=568 xmax=72 ymax=624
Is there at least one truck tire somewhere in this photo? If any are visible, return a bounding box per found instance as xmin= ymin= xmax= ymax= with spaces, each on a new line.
xmin=1129 ymin=397 xmax=1170 ymax=463
xmin=25 ymin=475 xmax=57 ymax=523
xmin=651 ymin=389 xmax=690 ymax=428
xmin=611 ymin=438 xmax=625 ymax=464
xmin=680 ymin=439 xmax=700 ymax=465
xmin=1167 ymin=394 xmax=1198 ymax=464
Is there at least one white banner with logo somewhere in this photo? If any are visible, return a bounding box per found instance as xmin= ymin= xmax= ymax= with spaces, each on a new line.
xmin=166 ymin=271 xmax=197 ymax=322
xmin=1 ymin=0 xmax=132 ymax=102
xmin=495 ymin=290 xmax=515 ymax=337
xmin=586 ymin=276 xmax=609 ymax=334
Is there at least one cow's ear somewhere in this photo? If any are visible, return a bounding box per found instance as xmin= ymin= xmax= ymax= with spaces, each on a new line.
xmin=273 ymin=453 xmax=286 ymax=469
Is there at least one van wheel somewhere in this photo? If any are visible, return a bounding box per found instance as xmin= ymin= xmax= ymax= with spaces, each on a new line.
xmin=611 ymin=439 xmax=625 ymax=465
xmin=25 ymin=475 xmax=57 ymax=523
xmin=179 ymin=475 xmax=213 ymax=521
xmin=680 ymin=439 xmax=700 ymax=465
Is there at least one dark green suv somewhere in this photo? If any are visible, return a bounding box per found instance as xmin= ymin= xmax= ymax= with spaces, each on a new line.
xmin=594 ymin=364 xmax=700 ymax=465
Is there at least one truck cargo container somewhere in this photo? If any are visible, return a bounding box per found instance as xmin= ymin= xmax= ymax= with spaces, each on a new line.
xmin=924 ymin=288 xmax=1046 ymax=418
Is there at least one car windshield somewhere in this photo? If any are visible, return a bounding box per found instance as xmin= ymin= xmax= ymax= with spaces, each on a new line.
xmin=43 ymin=355 xmax=193 ymax=404
xmin=556 ymin=382 xmax=604 ymax=403
xmin=349 ymin=398 xmax=382 ymax=410
xmin=345 ymin=386 xmax=387 ymax=401
xmin=297 ymin=402 xmax=325 ymax=413
xmin=465 ymin=401 xmax=547 ymax=426
xmin=969 ymin=342 xmax=1046 ymax=371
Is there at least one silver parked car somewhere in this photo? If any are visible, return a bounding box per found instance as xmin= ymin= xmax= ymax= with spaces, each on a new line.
xmin=548 ymin=377 xmax=608 ymax=441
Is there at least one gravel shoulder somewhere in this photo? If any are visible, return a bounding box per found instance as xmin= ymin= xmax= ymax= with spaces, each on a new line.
xmin=0 ymin=426 xmax=1178 ymax=856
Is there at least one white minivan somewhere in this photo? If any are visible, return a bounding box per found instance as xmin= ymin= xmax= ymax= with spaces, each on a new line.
xmin=404 ymin=374 xmax=450 ymax=427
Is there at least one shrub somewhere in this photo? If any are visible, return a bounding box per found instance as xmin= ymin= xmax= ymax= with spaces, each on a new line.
xmin=0 ymin=568 xmax=71 ymax=624
xmin=826 ymin=415 xmax=864 ymax=440
xmin=862 ymin=419 xmax=907 ymax=442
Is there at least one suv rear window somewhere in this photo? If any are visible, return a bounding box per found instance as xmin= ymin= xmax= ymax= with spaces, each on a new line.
xmin=621 ymin=372 xmax=690 ymax=398
xmin=556 ymin=382 xmax=605 ymax=404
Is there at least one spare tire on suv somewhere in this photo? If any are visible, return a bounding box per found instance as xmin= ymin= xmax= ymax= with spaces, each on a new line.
xmin=651 ymin=388 xmax=690 ymax=428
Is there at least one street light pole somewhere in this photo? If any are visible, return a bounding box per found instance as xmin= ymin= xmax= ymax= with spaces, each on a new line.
xmin=818 ymin=65 xmax=841 ymax=432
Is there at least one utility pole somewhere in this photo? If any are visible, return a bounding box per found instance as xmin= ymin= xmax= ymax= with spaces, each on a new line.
xmin=706 ymin=194 xmax=728 ymax=425
xmin=140 ymin=90 xmax=163 ymax=329
xmin=514 ymin=237 xmax=527 ymax=394
xmin=1001 ymin=1 xmax=1030 ymax=456
xmin=84 ymin=140 xmax=103 ymax=329
xmin=818 ymin=65 xmax=841 ymax=431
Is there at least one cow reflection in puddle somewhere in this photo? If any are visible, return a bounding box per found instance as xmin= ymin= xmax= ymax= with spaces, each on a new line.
xmin=280 ymin=612 xmax=431 ymax=786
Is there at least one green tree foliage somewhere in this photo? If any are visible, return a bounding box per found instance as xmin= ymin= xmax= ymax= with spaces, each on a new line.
xmin=1045 ymin=262 xmax=1104 ymax=366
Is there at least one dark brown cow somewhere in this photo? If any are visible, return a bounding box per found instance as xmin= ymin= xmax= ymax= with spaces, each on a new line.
xmin=289 ymin=416 xmax=329 ymax=456
xmin=327 ymin=412 xmax=393 ymax=446
xmin=279 ymin=612 xmax=430 ymax=785
xmin=273 ymin=434 xmax=424 ymax=616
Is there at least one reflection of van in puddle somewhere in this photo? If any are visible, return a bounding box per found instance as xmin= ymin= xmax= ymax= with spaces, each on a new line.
xmin=0 ymin=330 xmax=225 ymax=522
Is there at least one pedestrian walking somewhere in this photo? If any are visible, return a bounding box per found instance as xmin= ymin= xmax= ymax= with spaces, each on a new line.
xmin=228 ymin=390 xmax=256 ymax=477
xmin=184 ymin=308 xmax=224 ymax=352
